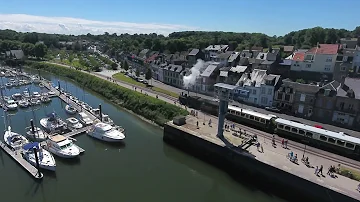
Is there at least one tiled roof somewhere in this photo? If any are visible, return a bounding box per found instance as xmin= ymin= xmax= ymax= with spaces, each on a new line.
xmin=205 ymin=45 xmax=229 ymax=51
xmin=307 ymin=44 xmax=339 ymax=55
xmin=230 ymin=65 xmax=247 ymax=73
xmin=216 ymin=51 xmax=233 ymax=59
xmin=237 ymin=69 xmax=267 ymax=87
xmin=337 ymin=78 xmax=360 ymax=99
xmin=293 ymin=52 xmax=305 ymax=61
xmin=228 ymin=52 xmax=240 ymax=62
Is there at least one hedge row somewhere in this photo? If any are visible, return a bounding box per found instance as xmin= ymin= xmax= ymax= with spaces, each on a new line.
xmin=26 ymin=61 xmax=188 ymax=126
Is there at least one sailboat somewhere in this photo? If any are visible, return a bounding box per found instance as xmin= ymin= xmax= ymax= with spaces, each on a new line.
xmin=22 ymin=142 xmax=56 ymax=171
xmin=65 ymin=104 xmax=77 ymax=114
xmin=4 ymin=126 xmax=29 ymax=151
xmin=26 ymin=127 xmax=48 ymax=141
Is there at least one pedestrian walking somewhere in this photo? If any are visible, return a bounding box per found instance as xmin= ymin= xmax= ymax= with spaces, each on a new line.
xmin=196 ymin=121 xmax=199 ymax=129
xmin=284 ymin=139 xmax=288 ymax=149
xmin=281 ymin=139 xmax=285 ymax=148
xmin=315 ymin=166 xmax=319 ymax=175
xmin=318 ymin=165 xmax=323 ymax=175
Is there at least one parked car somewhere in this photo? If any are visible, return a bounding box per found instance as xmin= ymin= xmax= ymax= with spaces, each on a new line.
xmin=265 ymin=106 xmax=281 ymax=113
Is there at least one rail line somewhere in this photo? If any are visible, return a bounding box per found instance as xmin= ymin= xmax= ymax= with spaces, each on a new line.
xmin=201 ymin=111 xmax=360 ymax=170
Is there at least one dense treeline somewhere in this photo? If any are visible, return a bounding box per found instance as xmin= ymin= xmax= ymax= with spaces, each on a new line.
xmin=25 ymin=61 xmax=188 ymax=125
xmin=1 ymin=26 xmax=360 ymax=57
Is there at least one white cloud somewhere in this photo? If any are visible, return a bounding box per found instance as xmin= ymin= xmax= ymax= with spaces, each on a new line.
xmin=0 ymin=14 xmax=197 ymax=36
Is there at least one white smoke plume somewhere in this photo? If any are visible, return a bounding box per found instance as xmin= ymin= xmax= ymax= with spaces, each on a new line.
xmin=183 ymin=59 xmax=208 ymax=88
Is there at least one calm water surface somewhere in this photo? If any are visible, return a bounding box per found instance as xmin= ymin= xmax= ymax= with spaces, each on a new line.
xmin=0 ymin=70 xmax=286 ymax=202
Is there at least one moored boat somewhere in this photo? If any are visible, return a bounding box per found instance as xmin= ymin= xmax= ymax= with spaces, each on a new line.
xmin=22 ymin=142 xmax=56 ymax=171
xmin=87 ymin=122 xmax=125 ymax=142
xmin=45 ymin=134 xmax=80 ymax=158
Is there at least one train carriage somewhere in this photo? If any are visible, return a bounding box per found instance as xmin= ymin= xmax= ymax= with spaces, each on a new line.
xmin=275 ymin=118 xmax=360 ymax=158
xmin=227 ymin=105 xmax=277 ymax=132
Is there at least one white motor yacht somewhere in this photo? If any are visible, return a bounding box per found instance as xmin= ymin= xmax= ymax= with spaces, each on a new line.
xmin=4 ymin=126 xmax=29 ymax=150
xmin=45 ymin=135 xmax=80 ymax=158
xmin=48 ymin=91 xmax=56 ymax=96
xmin=88 ymin=122 xmax=125 ymax=142
xmin=5 ymin=99 xmax=18 ymax=110
xmin=22 ymin=91 xmax=30 ymax=99
xmin=18 ymin=100 xmax=30 ymax=108
xmin=66 ymin=117 xmax=83 ymax=129
xmin=102 ymin=114 xmax=114 ymax=125
xmin=5 ymin=83 xmax=12 ymax=88
xmin=38 ymin=83 xmax=44 ymax=88
xmin=79 ymin=112 xmax=94 ymax=125
xmin=22 ymin=142 xmax=56 ymax=171
xmin=33 ymin=92 xmax=41 ymax=98
xmin=65 ymin=104 xmax=77 ymax=114
xmin=30 ymin=98 xmax=41 ymax=106
xmin=40 ymin=96 xmax=51 ymax=103
xmin=40 ymin=112 xmax=67 ymax=132
xmin=26 ymin=127 xmax=48 ymax=141
xmin=11 ymin=93 xmax=22 ymax=100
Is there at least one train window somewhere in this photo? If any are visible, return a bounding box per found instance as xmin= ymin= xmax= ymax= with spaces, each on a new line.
xmin=319 ymin=135 xmax=327 ymax=141
xmin=241 ymin=113 xmax=245 ymax=117
xmin=230 ymin=110 xmax=235 ymax=114
xmin=236 ymin=111 xmax=240 ymax=115
xmin=306 ymin=132 xmax=313 ymax=138
xmin=249 ymin=115 xmax=254 ymax=120
xmin=284 ymin=126 xmax=290 ymax=131
xmin=254 ymin=117 xmax=259 ymax=121
xmin=278 ymin=124 xmax=284 ymax=129
xmin=346 ymin=143 xmax=355 ymax=149
xmin=260 ymin=119 xmax=266 ymax=123
xmin=328 ymin=138 xmax=336 ymax=144
xmin=299 ymin=130 xmax=305 ymax=135
xmin=245 ymin=114 xmax=249 ymax=118
xmin=291 ymin=128 xmax=298 ymax=133
xmin=336 ymin=140 xmax=345 ymax=146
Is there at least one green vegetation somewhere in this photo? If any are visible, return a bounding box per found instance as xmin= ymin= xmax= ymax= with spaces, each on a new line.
xmin=112 ymin=72 xmax=179 ymax=98
xmin=113 ymin=72 xmax=146 ymax=87
xmin=339 ymin=166 xmax=360 ymax=182
xmin=26 ymin=61 xmax=188 ymax=125
xmin=1 ymin=27 xmax=360 ymax=59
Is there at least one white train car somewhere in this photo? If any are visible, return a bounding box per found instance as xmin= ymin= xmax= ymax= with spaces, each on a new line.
xmin=275 ymin=118 xmax=360 ymax=157
xmin=227 ymin=105 xmax=277 ymax=132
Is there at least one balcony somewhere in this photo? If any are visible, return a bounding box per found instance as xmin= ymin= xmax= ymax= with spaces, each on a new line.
xmin=334 ymin=106 xmax=357 ymax=114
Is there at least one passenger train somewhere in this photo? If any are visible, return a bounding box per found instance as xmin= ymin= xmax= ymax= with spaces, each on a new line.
xmin=179 ymin=95 xmax=360 ymax=159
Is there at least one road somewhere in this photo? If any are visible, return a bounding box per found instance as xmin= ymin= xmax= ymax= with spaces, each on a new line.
xmin=44 ymin=61 xmax=360 ymax=169
xmin=46 ymin=62 xmax=359 ymax=138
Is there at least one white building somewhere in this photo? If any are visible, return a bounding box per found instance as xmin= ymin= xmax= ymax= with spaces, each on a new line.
xmin=352 ymin=47 xmax=360 ymax=74
xmin=291 ymin=44 xmax=339 ymax=73
xmin=204 ymin=45 xmax=229 ymax=61
xmin=235 ymin=69 xmax=280 ymax=106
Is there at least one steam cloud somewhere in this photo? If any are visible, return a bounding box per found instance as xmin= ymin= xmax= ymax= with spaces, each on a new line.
xmin=183 ymin=59 xmax=208 ymax=88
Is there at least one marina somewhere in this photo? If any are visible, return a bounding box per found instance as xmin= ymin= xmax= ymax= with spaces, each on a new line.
xmin=0 ymin=67 xmax=123 ymax=179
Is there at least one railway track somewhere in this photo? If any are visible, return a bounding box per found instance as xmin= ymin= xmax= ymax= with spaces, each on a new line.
xmin=201 ymin=111 xmax=360 ymax=170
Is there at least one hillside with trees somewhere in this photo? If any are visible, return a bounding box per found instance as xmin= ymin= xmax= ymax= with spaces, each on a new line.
xmin=0 ymin=26 xmax=359 ymax=58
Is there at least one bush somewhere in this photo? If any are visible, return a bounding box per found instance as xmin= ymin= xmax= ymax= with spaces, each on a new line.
xmin=25 ymin=61 xmax=188 ymax=126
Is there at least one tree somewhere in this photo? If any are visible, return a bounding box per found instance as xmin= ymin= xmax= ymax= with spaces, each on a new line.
xmin=59 ymin=50 xmax=66 ymax=62
xmin=135 ymin=68 xmax=140 ymax=77
xmin=73 ymin=41 xmax=82 ymax=51
xmin=68 ymin=53 xmax=74 ymax=63
xmin=34 ymin=43 xmax=47 ymax=58
xmin=111 ymin=62 xmax=118 ymax=70
xmin=145 ymin=68 xmax=152 ymax=80
xmin=123 ymin=60 xmax=129 ymax=71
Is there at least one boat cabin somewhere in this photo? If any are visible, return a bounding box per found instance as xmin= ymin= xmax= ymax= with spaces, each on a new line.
xmin=49 ymin=135 xmax=73 ymax=150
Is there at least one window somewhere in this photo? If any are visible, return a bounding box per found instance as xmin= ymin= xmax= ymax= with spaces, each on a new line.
xmin=299 ymin=130 xmax=305 ymax=135
xmin=261 ymin=87 xmax=266 ymax=94
xmin=268 ymin=88 xmax=272 ymax=95
xmin=285 ymin=94 xmax=291 ymax=101
xmin=346 ymin=142 xmax=354 ymax=149
xmin=328 ymin=138 xmax=336 ymax=144
xmin=319 ymin=135 xmax=327 ymax=141
xmin=284 ymin=126 xmax=291 ymax=131
xmin=278 ymin=124 xmax=284 ymax=129
xmin=236 ymin=111 xmax=240 ymax=115
xmin=249 ymin=115 xmax=254 ymax=120
xmin=277 ymin=93 xmax=283 ymax=100
xmin=340 ymin=66 xmax=346 ymax=71
xmin=348 ymin=56 xmax=354 ymax=62
xmin=253 ymin=89 xmax=256 ymax=94
xmin=324 ymin=65 xmax=331 ymax=71
xmin=306 ymin=132 xmax=313 ymax=138
xmin=336 ymin=56 xmax=343 ymax=61
xmin=326 ymin=57 xmax=332 ymax=62
xmin=349 ymin=104 xmax=354 ymax=110
xmin=306 ymin=64 xmax=311 ymax=68
xmin=291 ymin=128 xmax=298 ymax=133
xmin=254 ymin=117 xmax=259 ymax=121
xmin=337 ymin=140 xmax=345 ymax=146
xmin=300 ymin=94 xmax=306 ymax=102
xmin=260 ymin=119 xmax=266 ymax=123
xmin=339 ymin=102 xmax=345 ymax=110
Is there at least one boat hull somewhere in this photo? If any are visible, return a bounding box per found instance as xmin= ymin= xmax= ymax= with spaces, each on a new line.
xmin=23 ymin=155 xmax=56 ymax=171
xmin=46 ymin=146 xmax=79 ymax=159
xmin=88 ymin=132 xmax=125 ymax=143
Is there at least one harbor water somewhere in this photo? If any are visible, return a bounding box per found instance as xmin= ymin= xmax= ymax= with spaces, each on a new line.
xmin=0 ymin=69 xmax=286 ymax=202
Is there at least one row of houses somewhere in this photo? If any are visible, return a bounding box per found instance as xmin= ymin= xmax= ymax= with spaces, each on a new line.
xmin=119 ymin=38 xmax=360 ymax=130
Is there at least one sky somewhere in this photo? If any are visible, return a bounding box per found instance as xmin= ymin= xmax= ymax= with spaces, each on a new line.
xmin=0 ymin=0 xmax=359 ymax=36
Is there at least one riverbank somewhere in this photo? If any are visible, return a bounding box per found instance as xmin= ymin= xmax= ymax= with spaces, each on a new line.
xmin=25 ymin=61 xmax=188 ymax=126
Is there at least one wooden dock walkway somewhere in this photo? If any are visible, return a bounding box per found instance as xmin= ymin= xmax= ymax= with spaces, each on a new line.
xmin=0 ymin=141 xmax=43 ymax=179
xmin=64 ymin=126 xmax=91 ymax=138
